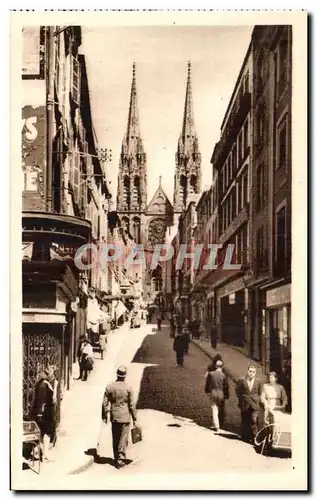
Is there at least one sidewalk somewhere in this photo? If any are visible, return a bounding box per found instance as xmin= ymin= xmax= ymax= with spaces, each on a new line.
xmin=191 ymin=337 xmax=264 ymax=383
xmin=23 ymin=321 xmax=132 ymax=479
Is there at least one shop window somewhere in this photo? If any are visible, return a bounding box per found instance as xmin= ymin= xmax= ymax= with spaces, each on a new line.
xmin=23 ymin=282 xmax=56 ymax=309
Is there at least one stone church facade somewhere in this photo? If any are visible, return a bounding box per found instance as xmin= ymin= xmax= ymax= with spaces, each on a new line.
xmin=116 ymin=62 xmax=201 ymax=305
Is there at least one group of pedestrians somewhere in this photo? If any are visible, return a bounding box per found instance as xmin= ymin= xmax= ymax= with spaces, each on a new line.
xmin=204 ymin=358 xmax=288 ymax=447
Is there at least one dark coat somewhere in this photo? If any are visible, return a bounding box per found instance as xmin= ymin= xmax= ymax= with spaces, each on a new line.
xmin=173 ymin=334 xmax=186 ymax=354
xmin=205 ymin=369 xmax=229 ymax=404
xmin=236 ymin=376 xmax=262 ymax=412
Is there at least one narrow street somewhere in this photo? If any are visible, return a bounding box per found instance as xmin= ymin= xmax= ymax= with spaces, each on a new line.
xmin=81 ymin=320 xmax=291 ymax=478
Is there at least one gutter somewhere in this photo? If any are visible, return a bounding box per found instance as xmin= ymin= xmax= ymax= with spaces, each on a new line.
xmin=46 ymin=26 xmax=55 ymax=212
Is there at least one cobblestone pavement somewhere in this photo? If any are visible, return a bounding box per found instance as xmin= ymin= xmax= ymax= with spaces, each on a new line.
xmin=80 ymin=321 xmax=291 ymax=484
xmin=132 ymin=323 xmax=241 ymax=434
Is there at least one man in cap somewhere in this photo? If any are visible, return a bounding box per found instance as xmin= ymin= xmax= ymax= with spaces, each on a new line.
xmin=102 ymin=365 xmax=137 ymax=468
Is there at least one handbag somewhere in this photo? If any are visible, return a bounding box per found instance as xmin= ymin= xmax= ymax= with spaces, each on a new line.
xmin=86 ymin=356 xmax=94 ymax=371
xmin=131 ymin=425 xmax=142 ymax=444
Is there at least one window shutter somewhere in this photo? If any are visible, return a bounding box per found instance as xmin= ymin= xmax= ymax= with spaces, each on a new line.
xmin=73 ymin=150 xmax=80 ymax=203
xmin=71 ymin=56 xmax=81 ymax=106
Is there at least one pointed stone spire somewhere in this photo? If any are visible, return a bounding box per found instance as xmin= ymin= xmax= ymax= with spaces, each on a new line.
xmin=126 ymin=62 xmax=140 ymax=141
xmin=182 ymin=61 xmax=195 ymax=141
xmin=173 ymin=61 xmax=201 ymax=213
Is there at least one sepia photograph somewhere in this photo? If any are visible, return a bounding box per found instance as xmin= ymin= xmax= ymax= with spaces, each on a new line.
xmin=10 ymin=10 xmax=307 ymax=491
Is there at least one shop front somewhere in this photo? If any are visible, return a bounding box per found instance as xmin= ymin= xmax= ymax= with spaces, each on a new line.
xmin=217 ymin=277 xmax=248 ymax=349
xmin=264 ymin=283 xmax=291 ymax=409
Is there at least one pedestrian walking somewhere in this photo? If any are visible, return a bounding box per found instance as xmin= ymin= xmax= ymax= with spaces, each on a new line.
xmin=204 ymin=360 xmax=229 ymax=432
xmin=169 ymin=317 xmax=176 ymax=339
xmin=76 ymin=335 xmax=86 ymax=380
xmin=80 ymin=338 xmax=94 ymax=381
xmin=157 ymin=315 xmax=162 ymax=331
xmin=173 ymin=331 xmax=187 ymax=367
xmin=101 ymin=366 xmax=137 ymax=469
xmin=235 ymin=365 xmax=263 ymax=444
xmin=209 ymin=353 xmax=223 ymax=372
xmin=99 ymin=332 xmax=107 ymax=360
xmin=210 ymin=321 xmax=217 ymax=350
xmin=32 ymin=368 xmax=56 ymax=462
xmin=183 ymin=319 xmax=191 ymax=355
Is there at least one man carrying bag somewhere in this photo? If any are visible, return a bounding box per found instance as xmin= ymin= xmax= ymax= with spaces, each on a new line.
xmin=101 ymin=365 xmax=138 ymax=469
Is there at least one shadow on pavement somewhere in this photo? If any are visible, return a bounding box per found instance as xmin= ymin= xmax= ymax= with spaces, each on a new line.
xmin=132 ymin=332 xmax=239 ymax=434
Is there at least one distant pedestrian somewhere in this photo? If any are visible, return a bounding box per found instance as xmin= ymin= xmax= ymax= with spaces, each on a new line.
xmin=80 ymin=339 xmax=94 ymax=381
xmin=183 ymin=319 xmax=191 ymax=355
xmin=236 ymin=365 xmax=263 ymax=444
xmin=157 ymin=315 xmax=162 ymax=331
xmin=99 ymin=332 xmax=107 ymax=360
xmin=173 ymin=331 xmax=187 ymax=367
xmin=76 ymin=335 xmax=86 ymax=380
xmin=210 ymin=322 xmax=217 ymax=350
xmin=204 ymin=360 xmax=229 ymax=432
xmin=102 ymin=366 xmax=137 ymax=469
xmin=169 ymin=317 xmax=176 ymax=339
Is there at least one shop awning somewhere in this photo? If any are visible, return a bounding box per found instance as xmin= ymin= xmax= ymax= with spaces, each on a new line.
xmin=114 ymin=300 xmax=127 ymax=319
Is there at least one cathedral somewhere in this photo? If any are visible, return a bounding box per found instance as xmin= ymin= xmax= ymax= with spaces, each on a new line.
xmin=116 ymin=61 xmax=201 ymax=304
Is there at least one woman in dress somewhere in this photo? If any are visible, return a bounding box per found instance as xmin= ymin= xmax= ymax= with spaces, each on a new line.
xmin=261 ymin=371 xmax=288 ymax=424
xmin=33 ymin=368 xmax=55 ymax=462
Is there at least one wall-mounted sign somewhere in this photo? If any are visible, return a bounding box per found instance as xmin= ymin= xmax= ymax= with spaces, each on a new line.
xmin=266 ymin=284 xmax=291 ymax=308
xmin=229 ymin=293 xmax=236 ymax=305
xmin=22 ymin=105 xmax=46 ymax=209
xmin=22 ymin=27 xmax=45 ymax=78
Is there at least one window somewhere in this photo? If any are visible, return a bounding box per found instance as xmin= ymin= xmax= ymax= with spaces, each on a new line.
xmin=277 ymin=33 xmax=289 ymax=97
xmin=256 ymin=109 xmax=264 ymax=148
xmin=256 ymin=163 xmax=265 ymax=211
xmin=242 ymin=225 xmax=248 ymax=265
xmin=55 ymin=35 xmax=61 ymax=95
xmin=72 ymin=150 xmax=80 ymax=203
xmin=244 ymin=72 xmax=249 ymax=94
xmin=277 ymin=114 xmax=288 ymax=170
xmin=257 ymin=226 xmax=266 ymax=271
xmin=275 ymin=205 xmax=287 ymax=270
xmin=242 ymin=170 xmax=248 ymax=207
xmin=244 ymin=119 xmax=249 ymax=154
xmin=232 ymin=145 xmax=237 ymax=173
xmin=238 ymin=132 xmax=243 ymax=165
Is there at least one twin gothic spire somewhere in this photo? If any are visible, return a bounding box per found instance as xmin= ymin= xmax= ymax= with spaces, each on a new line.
xmin=118 ymin=61 xmax=201 ymax=214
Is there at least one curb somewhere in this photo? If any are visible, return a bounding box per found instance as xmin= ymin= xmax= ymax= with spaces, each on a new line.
xmin=191 ymin=340 xmax=239 ymax=383
xmin=69 ymin=456 xmax=95 ymax=475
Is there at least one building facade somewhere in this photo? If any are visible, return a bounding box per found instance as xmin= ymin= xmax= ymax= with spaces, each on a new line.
xmin=246 ymin=26 xmax=292 ymax=396
xmin=190 ymin=26 xmax=292 ymax=398
xmin=209 ymin=44 xmax=253 ymax=352
xmin=22 ymin=26 xmax=111 ymax=422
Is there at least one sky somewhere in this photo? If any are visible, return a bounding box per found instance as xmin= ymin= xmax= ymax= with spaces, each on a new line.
xmin=81 ymin=25 xmax=253 ymax=206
